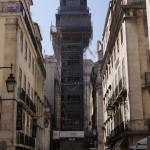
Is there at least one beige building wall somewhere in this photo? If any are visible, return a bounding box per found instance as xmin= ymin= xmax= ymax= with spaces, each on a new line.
xmin=0 ymin=0 xmax=46 ymax=150
xmin=101 ymin=0 xmax=149 ymax=149
xmin=84 ymin=59 xmax=94 ymax=132
xmin=45 ymin=57 xmax=61 ymax=130
xmin=146 ymin=0 xmax=150 ymax=48
xmin=44 ymin=55 xmax=57 ymax=114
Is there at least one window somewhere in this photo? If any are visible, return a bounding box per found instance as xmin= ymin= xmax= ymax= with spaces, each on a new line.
xmin=31 ymin=88 xmax=33 ymax=100
xmin=106 ymin=67 xmax=108 ymax=79
xmin=32 ymin=58 xmax=34 ymax=75
xmin=24 ymin=75 xmax=26 ymax=91
xmin=20 ymin=30 xmax=23 ymax=52
xmin=28 ymin=82 xmax=30 ymax=97
xmin=26 ymin=115 xmax=29 ymax=134
xmin=111 ymin=55 xmax=113 ymax=68
xmin=122 ymin=58 xmax=125 ymax=77
xmin=29 ymin=50 xmax=31 ymax=68
xmin=25 ymin=41 xmax=27 ymax=61
xmin=30 ymin=118 xmax=33 ymax=136
xmin=22 ymin=112 xmax=25 ymax=132
xmin=19 ymin=68 xmax=22 ymax=88
xmin=114 ymin=47 xmax=116 ymax=61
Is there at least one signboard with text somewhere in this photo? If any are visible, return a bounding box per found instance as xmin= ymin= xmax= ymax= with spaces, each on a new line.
xmin=60 ymin=131 xmax=84 ymax=138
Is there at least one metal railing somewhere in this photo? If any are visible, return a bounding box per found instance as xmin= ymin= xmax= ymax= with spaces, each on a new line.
xmin=118 ymin=77 xmax=127 ymax=95
xmin=107 ymin=119 xmax=149 ymax=142
xmin=19 ymin=88 xmax=36 ymax=114
xmin=16 ymin=132 xmax=35 ymax=148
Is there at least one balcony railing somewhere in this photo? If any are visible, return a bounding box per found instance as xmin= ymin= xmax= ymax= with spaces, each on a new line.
xmin=16 ymin=132 xmax=35 ymax=148
xmin=106 ymin=119 xmax=150 ymax=144
xmin=113 ymin=77 xmax=127 ymax=104
xmin=19 ymin=88 xmax=36 ymax=115
xmin=108 ymin=94 xmax=115 ymax=106
xmin=118 ymin=77 xmax=127 ymax=96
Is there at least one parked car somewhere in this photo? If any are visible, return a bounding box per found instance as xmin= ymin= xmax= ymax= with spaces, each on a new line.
xmin=128 ymin=138 xmax=147 ymax=150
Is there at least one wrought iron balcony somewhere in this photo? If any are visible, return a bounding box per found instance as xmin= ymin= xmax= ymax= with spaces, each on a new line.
xmin=16 ymin=132 xmax=35 ymax=148
xmin=106 ymin=119 xmax=150 ymax=144
xmin=118 ymin=77 xmax=127 ymax=96
xmin=108 ymin=93 xmax=115 ymax=106
xmin=113 ymin=77 xmax=127 ymax=104
xmin=106 ymin=122 xmax=126 ymax=144
xmin=18 ymin=88 xmax=36 ymax=116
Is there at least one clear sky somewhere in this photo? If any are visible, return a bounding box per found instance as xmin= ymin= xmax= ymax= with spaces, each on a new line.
xmin=31 ymin=0 xmax=109 ymax=61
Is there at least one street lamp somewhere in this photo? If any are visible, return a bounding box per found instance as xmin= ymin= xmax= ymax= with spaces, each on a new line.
xmin=106 ymin=105 xmax=112 ymax=116
xmin=0 ymin=63 xmax=16 ymax=93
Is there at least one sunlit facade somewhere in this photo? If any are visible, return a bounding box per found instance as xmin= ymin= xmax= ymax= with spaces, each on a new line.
xmin=0 ymin=1 xmax=47 ymax=150
xmin=101 ymin=0 xmax=150 ymax=149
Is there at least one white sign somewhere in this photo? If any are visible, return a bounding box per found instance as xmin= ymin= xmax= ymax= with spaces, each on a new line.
xmin=60 ymin=131 xmax=84 ymax=138
xmin=53 ymin=131 xmax=60 ymax=139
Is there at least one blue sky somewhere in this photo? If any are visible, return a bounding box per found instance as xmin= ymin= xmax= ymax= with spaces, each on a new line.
xmin=31 ymin=0 xmax=109 ymax=61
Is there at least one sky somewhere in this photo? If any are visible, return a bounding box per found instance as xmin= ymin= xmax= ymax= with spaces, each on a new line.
xmin=31 ymin=0 xmax=110 ymax=61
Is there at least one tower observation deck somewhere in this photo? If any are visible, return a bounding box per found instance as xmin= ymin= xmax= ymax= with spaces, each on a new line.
xmin=51 ymin=0 xmax=92 ymax=149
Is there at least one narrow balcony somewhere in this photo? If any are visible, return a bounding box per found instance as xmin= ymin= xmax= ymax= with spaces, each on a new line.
xmin=113 ymin=77 xmax=127 ymax=104
xmin=118 ymin=77 xmax=127 ymax=96
xmin=106 ymin=119 xmax=150 ymax=144
xmin=108 ymin=93 xmax=115 ymax=106
xmin=18 ymin=88 xmax=36 ymax=116
xmin=16 ymin=132 xmax=35 ymax=148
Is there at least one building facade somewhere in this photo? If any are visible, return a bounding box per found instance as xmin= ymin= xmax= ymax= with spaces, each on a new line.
xmin=83 ymin=59 xmax=94 ymax=133
xmin=51 ymin=0 xmax=92 ymax=149
xmin=44 ymin=55 xmax=60 ymax=150
xmin=101 ymin=0 xmax=149 ymax=149
xmin=44 ymin=55 xmax=57 ymax=114
xmin=146 ymin=0 xmax=150 ymax=48
xmin=0 ymin=0 xmax=47 ymax=150
xmin=89 ymin=61 xmax=104 ymax=150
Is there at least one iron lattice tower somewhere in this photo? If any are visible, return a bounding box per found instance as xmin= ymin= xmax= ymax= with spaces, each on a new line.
xmin=51 ymin=0 xmax=92 ymax=132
